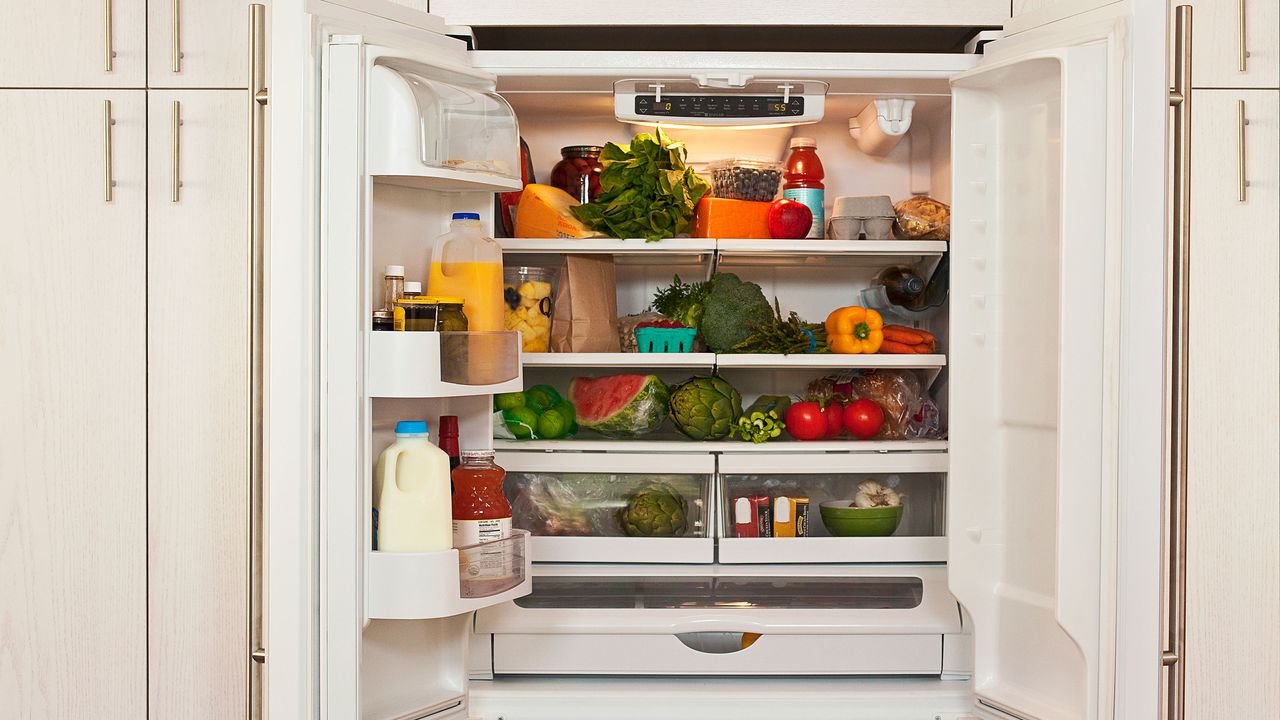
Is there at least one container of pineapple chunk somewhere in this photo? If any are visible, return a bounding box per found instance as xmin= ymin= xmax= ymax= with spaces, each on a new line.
xmin=502 ymin=266 xmax=557 ymax=352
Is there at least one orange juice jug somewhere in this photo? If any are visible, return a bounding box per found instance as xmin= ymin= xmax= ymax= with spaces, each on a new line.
xmin=427 ymin=213 xmax=504 ymax=332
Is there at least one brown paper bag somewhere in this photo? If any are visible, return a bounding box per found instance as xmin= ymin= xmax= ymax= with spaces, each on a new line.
xmin=550 ymin=255 xmax=620 ymax=353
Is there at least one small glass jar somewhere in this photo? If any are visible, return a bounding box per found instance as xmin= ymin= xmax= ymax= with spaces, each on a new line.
xmin=372 ymin=309 xmax=394 ymax=332
xmin=434 ymin=296 xmax=470 ymax=332
xmin=392 ymin=298 xmax=439 ymax=331
xmin=549 ymin=146 xmax=603 ymax=204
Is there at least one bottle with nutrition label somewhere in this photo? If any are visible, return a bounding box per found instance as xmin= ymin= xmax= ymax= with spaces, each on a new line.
xmin=451 ymin=450 xmax=512 ymax=581
xmin=783 ymin=137 xmax=825 ymax=239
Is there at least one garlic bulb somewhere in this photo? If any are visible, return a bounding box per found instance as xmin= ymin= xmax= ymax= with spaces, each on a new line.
xmin=853 ymin=480 xmax=901 ymax=508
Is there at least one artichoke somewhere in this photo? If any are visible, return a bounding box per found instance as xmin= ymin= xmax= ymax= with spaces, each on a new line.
xmin=669 ymin=376 xmax=743 ymax=441
xmin=619 ymin=483 xmax=688 ymax=537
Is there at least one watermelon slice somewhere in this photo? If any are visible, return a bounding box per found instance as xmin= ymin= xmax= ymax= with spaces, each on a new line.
xmin=569 ymin=374 xmax=670 ymax=439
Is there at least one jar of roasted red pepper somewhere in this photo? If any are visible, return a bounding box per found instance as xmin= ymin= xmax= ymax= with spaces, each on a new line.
xmin=549 ymin=145 xmax=603 ymax=204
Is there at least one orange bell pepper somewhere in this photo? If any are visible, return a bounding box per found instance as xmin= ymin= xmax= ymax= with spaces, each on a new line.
xmin=825 ymin=306 xmax=884 ymax=354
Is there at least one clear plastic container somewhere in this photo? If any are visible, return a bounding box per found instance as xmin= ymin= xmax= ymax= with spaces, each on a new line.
xmin=705 ymin=158 xmax=784 ymax=202
xmin=503 ymin=266 xmax=558 ymax=353
xmin=427 ymin=213 xmax=505 ymax=333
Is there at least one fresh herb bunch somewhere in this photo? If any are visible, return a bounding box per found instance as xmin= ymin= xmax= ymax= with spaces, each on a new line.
xmin=650 ymin=274 xmax=711 ymax=330
xmin=570 ymin=128 xmax=710 ymax=242
xmin=730 ymin=299 xmax=829 ymax=355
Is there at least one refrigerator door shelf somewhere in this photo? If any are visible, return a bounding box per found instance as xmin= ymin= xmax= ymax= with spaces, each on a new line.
xmin=366 ymin=530 xmax=533 ymax=620
xmin=367 ymin=330 xmax=522 ymax=398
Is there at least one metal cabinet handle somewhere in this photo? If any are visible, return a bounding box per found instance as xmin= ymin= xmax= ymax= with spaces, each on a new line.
xmin=1164 ymin=6 xmax=1192 ymax=720
xmin=1237 ymin=99 xmax=1250 ymax=202
xmin=104 ymin=0 xmax=114 ymax=71
xmin=171 ymin=101 xmax=182 ymax=203
xmin=103 ymin=99 xmax=116 ymax=202
xmin=1238 ymin=0 xmax=1248 ymax=72
xmin=247 ymin=5 xmax=268 ymax=718
xmin=172 ymin=0 xmax=182 ymax=73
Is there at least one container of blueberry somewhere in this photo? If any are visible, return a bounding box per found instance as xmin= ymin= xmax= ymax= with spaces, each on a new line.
xmin=705 ymin=158 xmax=784 ymax=202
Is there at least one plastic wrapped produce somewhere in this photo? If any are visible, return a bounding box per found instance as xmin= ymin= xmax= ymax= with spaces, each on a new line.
xmin=845 ymin=369 xmax=944 ymax=440
xmin=894 ymin=195 xmax=951 ymax=240
xmin=506 ymin=472 xmax=706 ymax=537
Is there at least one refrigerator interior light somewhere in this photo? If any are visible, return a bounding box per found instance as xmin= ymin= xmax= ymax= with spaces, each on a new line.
xmin=614 ymin=78 xmax=828 ymax=128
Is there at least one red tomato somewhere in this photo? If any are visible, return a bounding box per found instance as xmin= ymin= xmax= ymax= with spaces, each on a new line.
xmin=785 ymin=401 xmax=828 ymax=441
xmin=824 ymin=402 xmax=844 ymax=438
xmin=843 ymin=399 xmax=885 ymax=440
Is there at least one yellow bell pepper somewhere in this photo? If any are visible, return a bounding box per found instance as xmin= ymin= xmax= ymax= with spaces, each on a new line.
xmin=825 ymin=306 xmax=884 ymax=354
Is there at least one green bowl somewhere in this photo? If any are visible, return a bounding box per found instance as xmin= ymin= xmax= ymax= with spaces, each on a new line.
xmin=819 ymin=501 xmax=903 ymax=537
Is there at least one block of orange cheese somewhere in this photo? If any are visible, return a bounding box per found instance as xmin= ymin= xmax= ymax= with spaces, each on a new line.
xmin=692 ymin=197 xmax=772 ymax=239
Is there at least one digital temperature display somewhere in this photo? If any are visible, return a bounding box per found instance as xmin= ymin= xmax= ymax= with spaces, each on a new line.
xmin=634 ymin=95 xmax=804 ymax=119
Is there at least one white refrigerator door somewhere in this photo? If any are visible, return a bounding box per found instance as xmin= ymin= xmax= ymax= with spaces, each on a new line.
xmin=313 ymin=7 xmax=514 ymax=720
xmin=947 ymin=2 xmax=1167 ymax=720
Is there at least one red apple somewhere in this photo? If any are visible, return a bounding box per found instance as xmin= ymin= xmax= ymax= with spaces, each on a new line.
xmin=767 ymin=199 xmax=813 ymax=239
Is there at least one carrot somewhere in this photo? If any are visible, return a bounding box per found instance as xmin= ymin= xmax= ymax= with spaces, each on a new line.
xmin=914 ymin=343 xmax=936 ymax=354
xmin=883 ymin=326 xmax=928 ymax=344
xmin=880 ymin=340 xmax=921 ymax=354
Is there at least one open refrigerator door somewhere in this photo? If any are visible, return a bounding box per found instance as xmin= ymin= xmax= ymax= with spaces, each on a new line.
xmin=946 ymin=2 xmax=1167 ymax=719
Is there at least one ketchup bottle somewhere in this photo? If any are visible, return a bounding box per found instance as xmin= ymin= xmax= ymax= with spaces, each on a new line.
xmin=783 ymin=137 xmax=825 ymax=239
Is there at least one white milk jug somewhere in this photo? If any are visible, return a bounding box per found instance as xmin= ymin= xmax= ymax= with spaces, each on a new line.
xmin=372 ymin=420 xmax=452 ymax=552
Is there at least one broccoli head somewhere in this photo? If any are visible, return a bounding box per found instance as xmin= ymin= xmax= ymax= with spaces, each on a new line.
xmin=699 ymin=273 xmax=774 ymax=353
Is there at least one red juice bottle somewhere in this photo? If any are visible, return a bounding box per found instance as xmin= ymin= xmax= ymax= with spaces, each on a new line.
xmin=451 ymin=450 xmax=513 ymax=585
xmin=783 ymin=137 xmax=825 ymax=239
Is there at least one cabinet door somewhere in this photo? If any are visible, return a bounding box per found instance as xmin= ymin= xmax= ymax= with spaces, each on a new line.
xmin=148 ymin=0 xmax=250 ymax=88
xmin=1185 ymin=89 xmax=1280 ymax=719
xmin=1183 ymin=0 xmax=1279 ymax=89
xmin=0 ymin=90 xmax=146 ymax=715
xmin=0 ymin=1 xmax=146 ymax=87
xmin=146 ymin=89 xmax=251 ymax=719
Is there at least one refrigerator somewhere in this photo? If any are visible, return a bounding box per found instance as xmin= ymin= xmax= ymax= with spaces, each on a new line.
xmin=263 ymin=0 xmax=1170 ymax=718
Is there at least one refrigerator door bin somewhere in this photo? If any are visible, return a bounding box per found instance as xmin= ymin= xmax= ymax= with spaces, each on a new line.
xmin=368 ymin=330 xmax=522 ymax=398
xmin=497 ymin=452 xmax=716 ymax=564
xmin=367 ymin=530 xmax=532 ymax=620
xmin=367 ymin=55 xmax=522 ymax=192
xmin=716 ymin=452 xmax=947 ymax=564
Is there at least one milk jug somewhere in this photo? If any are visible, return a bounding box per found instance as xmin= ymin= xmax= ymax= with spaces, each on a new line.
xmin=372 ymin=420 xmax=452 ymax=552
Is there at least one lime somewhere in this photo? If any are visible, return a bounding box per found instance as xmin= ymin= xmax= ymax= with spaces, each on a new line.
xmin=502 ymin=406 xmax=540 ymax=439
xmin=494 ymin=391 xmax=526 ymax=412
xmin=524 ymin=384 xmax=563 ymax=413
xmin=537 ymin=402 xmax=577 ymax=440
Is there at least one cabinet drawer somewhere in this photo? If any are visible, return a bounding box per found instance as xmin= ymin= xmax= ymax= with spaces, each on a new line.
xmin=491 ymin=632 xmax=942 ymax=676
xmin=716 ymin=453 xmax=947 ymax=564
xmin=499 ymin=452 xmax=715 ymax=563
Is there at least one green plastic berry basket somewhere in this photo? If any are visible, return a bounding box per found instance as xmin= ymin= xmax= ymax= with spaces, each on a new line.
xmin=635 ymin=327 xmax=697 ymax=353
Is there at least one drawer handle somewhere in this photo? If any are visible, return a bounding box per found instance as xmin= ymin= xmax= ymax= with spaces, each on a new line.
xmin=675 ymin=632 xmax=761 ymax=654
xmin=1237 ymin=99 xmax=1250 ymax=202
xmin=172 ymin=0 xmax=182 ymax=73
xmin=1238 ymin=0 xmax=1249 ymax=72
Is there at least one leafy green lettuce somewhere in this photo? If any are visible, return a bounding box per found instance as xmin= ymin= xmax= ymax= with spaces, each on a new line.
xmin=570 ymin=128 xmax=709 ymax=242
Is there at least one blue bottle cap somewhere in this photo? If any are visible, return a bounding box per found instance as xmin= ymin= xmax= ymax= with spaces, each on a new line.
xmin=394 ymin=420 xmax=428 ymax=435
xmin=451 ymin=212 xmax=481 ymax=220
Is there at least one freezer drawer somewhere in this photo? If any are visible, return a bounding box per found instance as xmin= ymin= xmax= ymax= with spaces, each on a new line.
xmin=490 ymin=632 xmax=943 ymax=676
xmin=498 ymin=452 xmax=715 ymax=563
xmin=717 ymin=452 xmax=948 ymax=564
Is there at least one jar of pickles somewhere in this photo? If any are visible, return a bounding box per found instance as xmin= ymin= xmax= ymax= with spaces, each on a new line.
xmin=392 ymin=297 xmax=438 ymax=331
xmin=503 ymin=266 xmax=557 ymax=352
xmin=549 ymin=146 xmax=603 ymax=204
xmin=435 ymin=297 xmax=469 ymax=332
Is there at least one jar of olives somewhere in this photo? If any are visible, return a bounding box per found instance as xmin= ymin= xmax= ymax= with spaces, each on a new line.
xmin=549 ymin=146 xmax=603 ymax=204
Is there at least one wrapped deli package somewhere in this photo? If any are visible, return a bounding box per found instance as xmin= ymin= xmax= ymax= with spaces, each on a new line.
xmin=894 ymin=195 xmax=950 ymax=240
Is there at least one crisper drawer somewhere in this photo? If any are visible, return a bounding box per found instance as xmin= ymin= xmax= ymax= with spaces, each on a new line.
xmin=475 ymin=565 xmax=961 ymax=677
xmin=716 ymin=452 xmax=948 ymax=564
xmin=497 ymin=452 xmax=715 ymax=563
xmin=491 ymin=632 xmax=941 ymax=676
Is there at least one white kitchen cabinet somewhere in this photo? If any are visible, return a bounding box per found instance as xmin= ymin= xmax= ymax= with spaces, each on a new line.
xmin=0 ymin=1 xmax=147 ymax=87
xmin=146 ymin=90 xmax=251 ymax=720
xmin=1185 ymin=88 xmax=1280 ymax=719
xmin=426 ymin=0 xmax=1008 ymax=27
xmin=0 ymin=90 xmax=147 ymax=715
xmin=1182 ymin=0 xmax=1279 ymax=89
xmin=148 ymin=0 xmax=251 ymax=88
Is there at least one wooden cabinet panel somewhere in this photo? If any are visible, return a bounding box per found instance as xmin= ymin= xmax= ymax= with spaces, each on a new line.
xmin=148 ymin=0 xmax=251 ymax=88
xmin=0 ymin=90 xmax=147 ymax=716
xmin=1185 ymin=89 xmax=1280 ymax=719
xmin=427 ymin=0 xmax=1009 ymax=26
xmin=147 ymin=89 xmax=250 ymax=719
xmin=0 ymin=1 xmax=147 ymax=87
xmin=1180 ymin=0 xmax=1279 ymax=89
